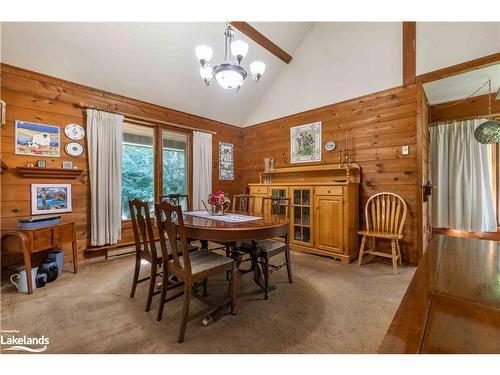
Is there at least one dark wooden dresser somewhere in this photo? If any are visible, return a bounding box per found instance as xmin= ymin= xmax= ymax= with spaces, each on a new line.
xmin=379 ymin=235 xmax=500 ymax=353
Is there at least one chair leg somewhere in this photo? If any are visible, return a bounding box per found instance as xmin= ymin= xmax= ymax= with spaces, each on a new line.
xmin=358 ymin=236 xmax=367 ymax=266
xmin=230 ymin=266 xmax=239 ymax=315
xmin=203 ymin=278 xmax=208 ymax=297
xmin=391 ymin=239 xmax=398 ymax=275
xmin=156 ymin=271 xmax=169 ymax=321
xmin=263 ymin=256 xmax=270 ymax=300
xmin=396 ymin=240 xmax=402 ymax=265
xmin=178 ymin=282 xmax=192 ymax=343
xmin=225 ymin=244 xmax=231 ymax=281
xmin=284 ymin=245 xmax=293 ymax=284
xmin=130 ymin=255 xmax=141 ymax=298
xmin=145 ymin=263 xmax=157 ymax=312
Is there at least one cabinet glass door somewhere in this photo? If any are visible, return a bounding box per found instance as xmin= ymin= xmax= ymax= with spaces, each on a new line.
xmin=291 ymin=187 xmax=313 ymax=247
xmin=268 ymin=187 xmax=288 ymax=216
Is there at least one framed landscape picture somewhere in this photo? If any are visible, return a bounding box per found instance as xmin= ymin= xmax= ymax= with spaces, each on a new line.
xmin=31 ymin=184 xmax=72 ymax=215
xmin=219 ymin=142 xmax=234 ymax=180
xmin=15 ymin=120 xmax=60 ymax=157
xmin=290 ymin=122 xmax=322 ymax=163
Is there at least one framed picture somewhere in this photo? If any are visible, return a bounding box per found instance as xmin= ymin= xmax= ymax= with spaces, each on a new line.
xmin=15 ymin=120 xmax=60 ymax=157
xmin=62 ymin=161 xmax=73 ymax=169
xmin=31 ymin=184 xmax=72 ymax=215
xmin=36 ymin=160 xmax=46 ymax=168
xmin=219 ymin=142 xmax=234 ymax=180
xmin=290 ymin=122 xmax=322 ymax=163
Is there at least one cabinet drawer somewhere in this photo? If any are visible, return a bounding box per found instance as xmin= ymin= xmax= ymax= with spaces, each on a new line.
xmin=315 ymin=186 xmax=342 ymax=196
xmin=53 ymin=224 xmax=74 ymax=245
xmin=249 ymin=186 xmax=268 ymax=195
xmin=32 ymin=228 xmax=53 ymax=251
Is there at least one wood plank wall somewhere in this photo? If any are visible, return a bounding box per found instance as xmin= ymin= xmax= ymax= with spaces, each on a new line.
xmin=429 ymin=93 xmax=500 ymax=123
xmin=242 ymin=85 xmax=420 ymax=265
xmin=0 ymin=64 xmax=244 ymax=261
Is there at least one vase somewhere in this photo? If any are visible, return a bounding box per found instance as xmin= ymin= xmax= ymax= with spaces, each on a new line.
xmin=200 ymin=199 xmax=231 ymax=216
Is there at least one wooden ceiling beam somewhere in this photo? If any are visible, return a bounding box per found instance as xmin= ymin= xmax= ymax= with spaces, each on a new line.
xmin=230 ymin=22 xmax=293 ymax=64
xmin=403 ymin=22 xmax=416 ymax=86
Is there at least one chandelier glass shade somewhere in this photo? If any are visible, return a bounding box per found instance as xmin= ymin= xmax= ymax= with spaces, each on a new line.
xmin=195 ymin=23 xmax=265 ymax=90
xmin=473 ymin=79 xmax=500 ymax=144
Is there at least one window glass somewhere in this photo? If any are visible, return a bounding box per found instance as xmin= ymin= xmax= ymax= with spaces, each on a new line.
xmin=162 ymin=131 xmax=188 ymax=210
xmin=121 ymin=124 xmax=155 ymax=220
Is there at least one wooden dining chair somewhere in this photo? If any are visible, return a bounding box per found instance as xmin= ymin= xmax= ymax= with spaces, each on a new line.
xmin=357 ymin=192 xmax=407 ymax=275
xmin=160 ymin=194 xmax=190 ymax=210
xmin=239 ymin=197 xmax=292 ymax=299
xmin=129 ymin=199 xmax=163 ymax=312
xmin=155 ymin=200 xmax=239 ymax=343
xmin=232 ymin=194 xmax=255 ymax=213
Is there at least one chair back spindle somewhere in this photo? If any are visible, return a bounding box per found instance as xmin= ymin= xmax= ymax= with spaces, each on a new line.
xmin=232 ymin=194 xmax=255 ymax=213
xmin=261 ymin=197 xmax=291 ymax=218
xmin=155 ymin=201 xmax=192 ymax=275
xmin=160 ymin=194 xmax=190 ymax=211
xmin=365 ymin=192 xmax=407 ymax=235
xmin=129 ymin=199 xmax=160 ymax=261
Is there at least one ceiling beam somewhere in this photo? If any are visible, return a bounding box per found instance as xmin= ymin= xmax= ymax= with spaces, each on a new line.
xmin=403 ymin=22 xmax=416 ymax=86
xmin=230 ymin=22 xmax=293 ymax=64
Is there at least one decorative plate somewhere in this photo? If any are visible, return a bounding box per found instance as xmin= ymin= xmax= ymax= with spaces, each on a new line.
xmin=325 ymin=141 xmax=336 ymax=151
xmin=64 ymin=123 xmax=85 ymax=141
xmin=65 ymin=142 xmax=84 ymax=157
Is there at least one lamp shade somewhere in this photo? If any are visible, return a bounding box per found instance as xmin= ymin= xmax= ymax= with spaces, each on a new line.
xmin=474 ymin=119 xmax=500 ymax=144
xmin=199 ymin=66 xmax=214 ymax=80
xmin=250 ymin=61 xmax=266 ymax=76
xmin=231 ymin=40 xmax=249 ymax=60
xmin=195 ymin=45 xmax=213 ymax=63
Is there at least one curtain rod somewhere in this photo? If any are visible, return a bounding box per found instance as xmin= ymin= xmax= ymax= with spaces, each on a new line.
xmin=429 ymin=112 xmax=500 ymax=127
xmin=79 ymin=103 xmax=217 ymax=135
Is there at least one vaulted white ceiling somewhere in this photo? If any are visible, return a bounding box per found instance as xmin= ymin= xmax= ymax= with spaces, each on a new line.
xmin=423 ymin=63 xmax=500 ymax=105
xmin=0 ymin=22 xmax=312 ymax=126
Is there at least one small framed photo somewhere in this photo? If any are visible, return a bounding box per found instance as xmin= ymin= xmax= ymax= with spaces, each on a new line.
xmin=36 ymin=160 xmax=46 ymax=168
xmin=31 ymin=184 xmax=72 ymax=215
xmin=62 ymin=161 xmax=73 ymax=169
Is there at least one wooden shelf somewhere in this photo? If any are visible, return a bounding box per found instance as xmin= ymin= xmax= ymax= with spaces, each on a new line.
xmin=16 ymin=167 xmax=84 ymax=179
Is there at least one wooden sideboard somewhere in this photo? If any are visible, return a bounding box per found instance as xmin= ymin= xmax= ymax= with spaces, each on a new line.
xmin=1 ymin=222 xmax=78 ymax=294
xmin=248 ymin=164 xmax=360 ymax=263
xmin=379 ymin=235 xmax=500 ymax=353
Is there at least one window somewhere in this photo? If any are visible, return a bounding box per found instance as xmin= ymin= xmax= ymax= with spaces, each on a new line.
xmin=121 ymin=124 xmax=155 ymax=220
xmin=162 ymin=130 xmax=189 ymax=209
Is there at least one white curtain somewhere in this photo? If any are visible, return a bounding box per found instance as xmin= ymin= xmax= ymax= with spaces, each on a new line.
xmin=192 ymin=131 xmax=212 ymax=210
xmin=430 ymin=119 xmax=496 ymax=232
xmin=87 ymin=109 xmax=124 ymax=246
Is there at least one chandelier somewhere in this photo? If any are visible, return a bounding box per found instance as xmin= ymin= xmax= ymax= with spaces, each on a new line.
xmin=195 ymin=23 xmax=266 ymax=90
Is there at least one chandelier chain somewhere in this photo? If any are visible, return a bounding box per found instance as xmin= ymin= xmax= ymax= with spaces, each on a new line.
xmin=432 ymin=78 xmax=492 ymax=110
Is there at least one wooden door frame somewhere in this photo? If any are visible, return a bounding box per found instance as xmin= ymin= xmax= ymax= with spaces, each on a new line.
xmin=415 ymin=52 xmax=500 ymax=261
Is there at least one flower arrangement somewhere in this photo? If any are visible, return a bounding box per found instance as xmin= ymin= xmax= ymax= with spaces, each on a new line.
xmin=208 ymin=190 xmax=228 ymax=206
xmin=202 ymin=190 xmax=231 ymax=216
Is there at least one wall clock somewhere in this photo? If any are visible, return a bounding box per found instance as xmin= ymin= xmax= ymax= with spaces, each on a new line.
xmin=64 ymin=123 xmax=85 ymax=141
xmin=65 ymin=142 xmax=84 ymax=157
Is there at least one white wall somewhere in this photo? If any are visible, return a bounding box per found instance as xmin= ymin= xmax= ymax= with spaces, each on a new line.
xmin=244 ymin=22 xmax=402 ymax=126
xmin=416 ymin=22 xmax=500 ymax=75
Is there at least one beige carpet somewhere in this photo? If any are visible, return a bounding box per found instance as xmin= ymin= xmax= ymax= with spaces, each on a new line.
xmin=1 ymin=250 xmax=414 ymax=353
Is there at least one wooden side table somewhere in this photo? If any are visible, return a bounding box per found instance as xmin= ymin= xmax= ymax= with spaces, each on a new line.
xmin=1 ymin=222 xmax=78 ymax=294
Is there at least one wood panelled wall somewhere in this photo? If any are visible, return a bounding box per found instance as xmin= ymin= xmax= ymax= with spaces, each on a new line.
xmin=0 ymin=64 xmax=244 ymax=260
xmin=242 ymin=85 xmax=421 ymax=265
xmin=429 ymin=93 xmax=500 ymax=123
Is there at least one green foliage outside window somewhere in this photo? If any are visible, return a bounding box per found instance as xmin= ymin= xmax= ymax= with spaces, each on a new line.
xmin=121 ymin=144 xmax=154 ymax=219
xmin=121 ymin=144 xmax=187 ymax=220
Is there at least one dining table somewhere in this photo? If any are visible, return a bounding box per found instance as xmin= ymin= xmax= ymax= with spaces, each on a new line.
xmin=181 ymin=209 xmax=290 ymax=325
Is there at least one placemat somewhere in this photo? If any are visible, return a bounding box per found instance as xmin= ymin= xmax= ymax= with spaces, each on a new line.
xmin=184 ymin=211 xmax=263 ymax=223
